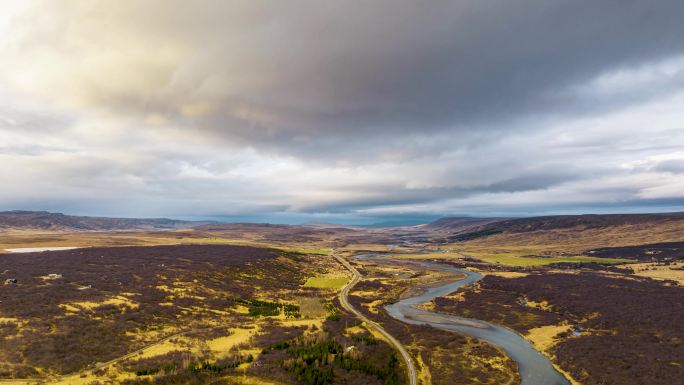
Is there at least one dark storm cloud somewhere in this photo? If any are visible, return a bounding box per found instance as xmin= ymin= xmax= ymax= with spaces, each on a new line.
xmin=10 ymin=1 xmax=684 ymax=152
xmin=192 ymin=1 xmax=684 ymax=138
xmin=127 ymin=0 xmax=684 ymax=162
xmin=180 ymin=0 xmax=684 ymax=148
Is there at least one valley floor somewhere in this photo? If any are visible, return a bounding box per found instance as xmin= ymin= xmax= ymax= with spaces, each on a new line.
xmin=1 ymin=221 xmax=682 ymax=385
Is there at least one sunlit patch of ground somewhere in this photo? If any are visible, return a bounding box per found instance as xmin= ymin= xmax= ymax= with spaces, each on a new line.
xmin=280 ymin=246 xmax=332 ymax=255
xmin=524 ymin=298 xmax=553 ymax=311
xmin=629 ymin=261 xmax=684 ymax=284
xmin=223 ymin=375 xmax=289 ymax=385
xmin=155 ymin=281 xmax=207 ymax=300
xmin=419 ymin=301 xmax=436 ymax=311
xmin=234 ymin=304 xmax=250 ymax=314
xmin=415 ymin=354 xmax=432 ymax=385
xmin=363 ymin=262 xmax=416 ymax=277
xmin=125 ymin=325 xmax=179 ymax=343
xmin=137 ymin=336 xmax=193 ymax=359
xmin=363 ymin=299 xmax=386 ymax=314
xmin=3 ymin=247 xmax=81 ymax=253
xmin=0 ymin=230 xmax=182 ymax=250
xmin=350 ymin=289 xmax=377 ymax=298
xmin=280 ymin=317 xmax=324 ymax=329
xmin=37 ymin=275 xmax=63 ymax=281
xmin=128 ymin=326 xmax=259 ymax=363
xmin=207 ymin=328 xmax=257 ymax=354
xmin=344 ymin=325 xmax=365 ymax=336
xmin=51 ymin=369 xmax=137 ymax=385
xmin=433 ymin=243 xmax=640 ymax=266
xmin=59 ymin=295 xmax=139 ymax=313
xmin=525 ymin=323 xmax=572 ymax=351
xmin=465 ymin=251 xmax=630 ymax=266
xmin=303 ymin=275 xmax=349 ymax=289
xmin=480 ymin=271 xmax=530 ymax=278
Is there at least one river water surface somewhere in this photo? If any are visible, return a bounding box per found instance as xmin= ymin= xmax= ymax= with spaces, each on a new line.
xmin=359 ymin=256 xmax=571 ymax=385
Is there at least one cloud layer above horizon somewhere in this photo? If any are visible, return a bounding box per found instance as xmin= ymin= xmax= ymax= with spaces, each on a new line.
xmin=2 ymin=0 xmax=684 ymax=223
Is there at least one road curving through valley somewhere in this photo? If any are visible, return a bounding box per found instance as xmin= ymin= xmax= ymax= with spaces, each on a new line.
xmin=334 ymin=254 xmax=418 ymax=385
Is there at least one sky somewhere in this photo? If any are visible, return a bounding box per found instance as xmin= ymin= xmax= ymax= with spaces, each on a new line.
xmin=2 ymin=1 xmax=684 ymax=224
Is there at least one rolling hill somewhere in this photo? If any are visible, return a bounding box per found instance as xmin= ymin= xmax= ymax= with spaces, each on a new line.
xmin=0 ymin=211 xmax=208 ymax=231
xmin=428 ymin=212 xmax=684 ymax=252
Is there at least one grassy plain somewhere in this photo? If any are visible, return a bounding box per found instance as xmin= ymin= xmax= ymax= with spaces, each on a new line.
xmin=628 ymin=261 xmax=684 ymax=284
xmin=304 ymin=276 xmax=349 ymax=289
xmin=2 ymin=216 xmax=683 ymax=385
xmin=0 ymin=238 xmax=411 ymax=385
xmin=0 ymin=245 xmax=308 ymax=382
xmin=454 ymin=220 xmax=684 ymax=253
xmin=390 ymin=251 xmax=630 ymax=266
xmin=465 ymin=253 xmax=630 ymax=266
xmin=525 ymin=324 xmax=572 ymax=351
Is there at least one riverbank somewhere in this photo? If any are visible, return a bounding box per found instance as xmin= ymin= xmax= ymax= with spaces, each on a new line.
xmin=370 ymin=257 xmax=571 ymax=385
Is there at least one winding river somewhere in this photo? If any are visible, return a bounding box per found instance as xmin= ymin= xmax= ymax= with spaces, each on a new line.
xmin=359 ymin=256 xmax=571 ymax=385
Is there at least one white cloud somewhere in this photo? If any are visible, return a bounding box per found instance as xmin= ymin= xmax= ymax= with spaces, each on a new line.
xmin=1 ymin=1 xmax=684 ymax=221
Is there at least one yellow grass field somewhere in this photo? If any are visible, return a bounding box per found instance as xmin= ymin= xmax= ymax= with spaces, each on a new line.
xmin=525 ymin=324 xmax=571 ymax=351
xmin=303 ymin=276 xmax=349 ymax=289
xmin=468 ymin=253 xmax=630 ymax=267
xmin=390 ymin=251 xmax=630 ymax=266
xmin=629 ymin=262 xmax=684 ymax=284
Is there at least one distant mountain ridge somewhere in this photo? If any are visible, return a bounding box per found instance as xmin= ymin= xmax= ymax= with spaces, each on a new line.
xmin=0 ymin=211 xmax=210 ymax=231
xmin=428 ymin=212 xmax=684 ymax=242
xmin=300 ymin=222 xmax=362 ymax=230
xmin=425 ymin=217 xmax=509 ymax=231
xmin=469 ymin=213 xmax=684 ymax=234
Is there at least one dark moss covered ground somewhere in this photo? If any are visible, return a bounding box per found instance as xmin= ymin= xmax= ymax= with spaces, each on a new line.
xmin=434 ymin=272 xmax=684 ymax=385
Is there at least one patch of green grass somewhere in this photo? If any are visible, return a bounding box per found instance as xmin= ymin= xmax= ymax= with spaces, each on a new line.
xmin=303 ymin=276 xmax=349 ymax=289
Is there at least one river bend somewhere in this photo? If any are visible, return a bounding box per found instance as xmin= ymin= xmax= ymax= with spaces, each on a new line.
xmin=358 ymin=256 xmax=571 ymax=385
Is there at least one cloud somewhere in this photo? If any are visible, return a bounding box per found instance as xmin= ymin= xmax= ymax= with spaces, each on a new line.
xmin=4 ymin=2 xmax=684 ymax=149
xmin=1 ymin=1 xmax=684 ymax=221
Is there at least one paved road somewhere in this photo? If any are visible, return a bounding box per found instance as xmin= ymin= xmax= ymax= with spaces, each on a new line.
xmin=334 ymin=254 xmax=418 ymax=385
